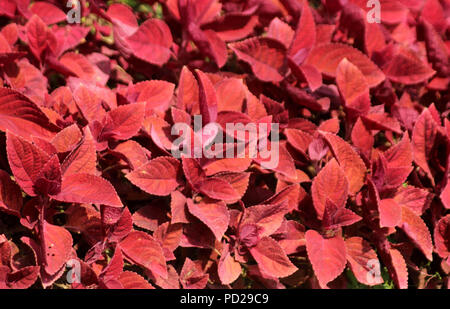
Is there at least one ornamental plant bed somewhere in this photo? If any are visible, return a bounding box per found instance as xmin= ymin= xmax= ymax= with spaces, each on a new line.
xmin=0 ymin=0 xmax=448 ymax=289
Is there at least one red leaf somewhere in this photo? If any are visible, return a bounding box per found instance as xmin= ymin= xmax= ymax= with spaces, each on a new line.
xmin=42 ymin=222 xmax=73 ymax=276
xmin=51 ymin=124 xmax=82 ymax=153
xmin=170 ymin=191 xmax=189 ymax=224
xmin=218 ymin=246 xmax=241 ymax=285
xmin=255 ymin=142 xmax=297 ymax=180
xmin=26 ymin=15 xmax=48 ymax=61
xmin=345 ymin=237 xmax=384 ymax=286
xmin=388 ymin=248 xmax=408 ymax=289
xmin=195 ymin=177 xmax=240 ymax=201
xmin=288 ymin=0 xmax=316 ymax=63
xmin=59 ymin=53 xmax=105 ymax=85
xmin=154 ymin=222 xmax=183 ymax=260
xmin=61 ymin=126 xmax=97 ymax=177
xmin=203 ymin=157 xmax=252 ymax=176
xmin=242 ymin=202 xmax=290 ymax=238
xmin=441 ymin=183 xmax=450 ymax=209
xmin=6 ymin=266 xmax=39 ymax=289
xmin=264 ymin=183 xmax=304 ymax=213
xmin=202 ymin=11 xmax=258 ymax=42
xmin=73 ymin=85 xmax=106 ymax=123
xmin=229 ymin=37 xmax=287 ymax=82
xmin=51 ymin=174 xmax=123 ymax=207
xmin=305 ymin=43 xmax=385 ymax=88
xmin=412 ymin=108 xmax=437 ymax=185
xmin=351 ymin=117 xmax=373 ymax=158
xmin=289 ymin=61 xmax=323 ymax=92
xmin=113 ymin=140 xmax=150 ymax=170
xmin=126 ymin=19 xmax=173 ymax=66
xmin=213 ymin=172 xmax=250 ymax=203
xmin=195 ymin=69 xmax=218 ymax=125
xmin=177 ymin=66 xmax=199 ymax=112
xmin=106 ymin=3 xmax=138 ymax=36
xmin=118 ymin=271 xmax=154 ymax=289
xmin=434 ymin=215 xmax=450 ymax=260
xmin=305 ymin=230 xmax=347 ymax=288
xmin=382 ymin=46 xmax=436 ymax=85
xmin=336 ymin=58 xmax=371 ymax=117
xmin=285 ymin=128 xmax=313 ymax=157
xmin=6 ymin=132 xmax=50 ymax=196
xmin=378 ymin=198 xmax=402 ymax=228
xmin=393 ymin=186 xmax=433 ymax=216
xmin=101 ymin=103 xmax=145 ymax=141
xmin=0 ymin=88 xmax=57 ymax=140
xmin=361 ymin=113 xmax=402 ymax=134
xmin=108 ymin=207 xmax=133 ymax=243
xmin=29 ymin=2 xmax=66 ymax=25
xmin=120 ymin=231 xmax=167 ymax=279
xmin=34 ymin=154 xmax=61 ymax=196
xmin=186 ymin=198 xmax=229 ymax=240
xmin=215 ymin=78 xmax=246 ymax=113
xmin=267 ymin=18 xmax=294 ymax=48
xmin=248 ymin=236 xmax=297 ymax=278
xmin=132 ymin=206 xmax=165 ymax=235
xmin=399 ymin=206 xmax=433 ymax=261
xmin=383 ymin=132 xmax=413 ymax=188
xmin=311 ymin=158 xmax=349 ymax=219
xmin=127 ymin=80 xmax=175 ymax=117
xmin=180 ymin=258 xmax=209 ymax=289
xmin=322 ymin=199 xmax=361 ymax=230
xmin=321 ymin=131 xmax=367 ymax=195
xmin=0 ymin=169 xmax=23 ymax=217
xmin=99 ymin=248 xmax=124 ymax=288
xmin=127 ymin=157 xmax=182 ymax=196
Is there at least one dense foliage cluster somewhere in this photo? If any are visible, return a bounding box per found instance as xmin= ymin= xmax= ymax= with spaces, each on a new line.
xmin=0 ymin=0 xmax=449 ymax=289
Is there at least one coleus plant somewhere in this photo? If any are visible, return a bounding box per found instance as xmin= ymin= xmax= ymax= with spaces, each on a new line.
xmin=0 ymin=0 xmax=449 ymax=289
